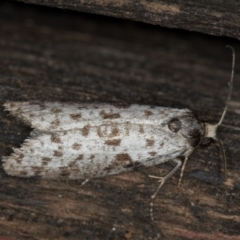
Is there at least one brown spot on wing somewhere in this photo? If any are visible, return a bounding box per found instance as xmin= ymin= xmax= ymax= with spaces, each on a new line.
xmin=110 ymin=126 xmax=120 ymax=137
xmin=51 ymin=134 xmax=61 ymax=143
xmin=75 ymin=154 xmax=84 ymax=160
xmin=146 ymin=139 xmax=155 ymax=146
xmin=97 ymin=125 xmax=120 ymax=138
xmin=144 ymin=110 xmax=153 ymax=117
xmin=82 ymin=124 xmax=90 ymax=137
xmin=70 ymin=113 xmax=82 ymax=120
xmin=148 ymin=151 xmax=157 ymax=156
xmin=100 ymin=110 xmax=120 ymax=119
xmin=72 ymin=143 xmax=82 ymax=150
xmin=53 ymin=151 xmax=63 ymax=157
xmin=105 ymin=139 xmax=121 ymax=146
xmin=32 ymin=166 xmax=44 ymax=176
xmin=115 ymin=153 xmax=132 ymax=163
xmin=90 ymin=154 xmax=95 ymax=160
xmin=42 ymin=157 xmax=52 ymax=166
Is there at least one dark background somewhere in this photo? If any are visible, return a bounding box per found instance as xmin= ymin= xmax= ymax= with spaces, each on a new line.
xmin=0 ymin=1 xmax=240 ymax=239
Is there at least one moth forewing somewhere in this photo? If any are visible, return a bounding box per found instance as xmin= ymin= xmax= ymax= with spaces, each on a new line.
xmin=3 ymin=105 xmax=200 ymax=179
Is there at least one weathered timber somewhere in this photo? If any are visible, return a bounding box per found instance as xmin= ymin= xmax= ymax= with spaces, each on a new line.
xmin=0 ymin=1 xmax=240 ymax=240
xmin=15 ymin=0 xmax=240 ymax=40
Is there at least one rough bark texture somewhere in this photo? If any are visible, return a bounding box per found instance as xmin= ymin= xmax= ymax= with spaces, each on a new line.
xmin=0 ymin=1 xmax=240 ymax=240
xmin=16 ymin=0 xmax=240 ymax=40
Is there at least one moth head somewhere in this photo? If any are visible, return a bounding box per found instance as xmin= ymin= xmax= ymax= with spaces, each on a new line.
xmin=200 ymin=123 xmax=217 ymax=148
xmin=168 ymin=115 xmax=205 ymax=148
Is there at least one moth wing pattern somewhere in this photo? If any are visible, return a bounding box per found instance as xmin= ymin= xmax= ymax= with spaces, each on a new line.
xmin=3 ymin=102 xmax=200 ymax=179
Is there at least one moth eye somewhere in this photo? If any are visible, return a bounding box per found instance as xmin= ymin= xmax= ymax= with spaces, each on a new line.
xmin=168 ymin=118 xmax=181 ymax=133
xmin=200 ymin=137 xmax=214 ymax=147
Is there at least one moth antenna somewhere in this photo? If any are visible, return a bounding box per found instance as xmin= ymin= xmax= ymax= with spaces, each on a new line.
xmin=215 ymin=45 xmax=235 ymax=179
xmin=217 ymin=45 xmax=235 ymax=127
xmin=218 ymin=139 xmax=227 ymax=180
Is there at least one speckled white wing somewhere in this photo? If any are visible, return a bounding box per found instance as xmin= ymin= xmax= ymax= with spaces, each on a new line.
xmin=3 ymin=122 xmax=191 ymax=179
xmin=3 ymin=102 xmax=191 ymax=131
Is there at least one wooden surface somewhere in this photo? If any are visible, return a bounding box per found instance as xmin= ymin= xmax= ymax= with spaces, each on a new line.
xmin=16 ymin=0 xmax=240 ymax=40
xmin=0 ymin=1 xmax=240 ymax=240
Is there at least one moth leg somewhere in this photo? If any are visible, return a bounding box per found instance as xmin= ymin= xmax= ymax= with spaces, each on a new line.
xmin=149 ymin=158 xmax=182 ymax=198
xmin=178 ymin=156 xmax=189 ymax=186
xmin=149 ymin=158 xmax=182 ymax=221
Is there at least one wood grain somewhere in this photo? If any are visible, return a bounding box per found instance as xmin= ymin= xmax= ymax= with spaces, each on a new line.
xmin=15 ymin=0 xmax=240 ymax=40
xmin=0 ymin=1 xmax=240 ymax=240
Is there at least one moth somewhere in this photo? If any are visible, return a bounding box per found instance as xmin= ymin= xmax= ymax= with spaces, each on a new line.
xmin=2 ymin=46 xmax=235 ymax=218
xmin=3 ymin=102 xmax=211 ymax=181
